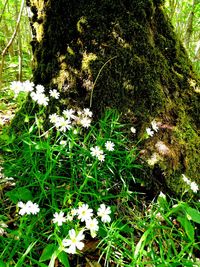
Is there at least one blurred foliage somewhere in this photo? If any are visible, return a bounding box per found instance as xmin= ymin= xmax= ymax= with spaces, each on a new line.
xmin=165 ymin=0 xmax=200 ymax=74
xmin=0 ymin=0 xmax=199 ymax=93
xmin=0 ymin=0 xmax=32 ymax=90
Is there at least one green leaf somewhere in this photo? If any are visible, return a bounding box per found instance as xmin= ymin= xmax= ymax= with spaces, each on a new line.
xmin=0 ymin=260 xmax=6 ymax=267
xmin=185 ymin=207 xmax=200 ymax=224
xmin=16 ymin=242 xmax=37 ymax=267
xmin=5 ymin=188 xmax=33 ymax=204
xmin=177 ymin=216 xmax=194 ymax=241
xmin=58 ymin=251 xmax=70 ymax=267
xmin=39 ymin=244 xmax=57 ymax=262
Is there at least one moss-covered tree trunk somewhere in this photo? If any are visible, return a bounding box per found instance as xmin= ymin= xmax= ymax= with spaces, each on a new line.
xmin=26 ymin=0 xmax=200 ymax=196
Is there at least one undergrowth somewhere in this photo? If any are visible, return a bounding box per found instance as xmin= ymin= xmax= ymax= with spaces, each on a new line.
xmin=0 ymin=82 xmax=199 ymax=267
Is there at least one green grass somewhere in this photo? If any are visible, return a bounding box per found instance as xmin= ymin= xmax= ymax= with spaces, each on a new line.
xmin=0 ymin=87 xmax=199 ymax=267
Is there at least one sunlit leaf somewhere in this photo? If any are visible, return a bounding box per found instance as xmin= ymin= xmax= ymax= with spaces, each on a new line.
xmin=177 ymin=216 xmax=194 ymax=241
xmin=39 ymin=244 xmax=57 ymax=262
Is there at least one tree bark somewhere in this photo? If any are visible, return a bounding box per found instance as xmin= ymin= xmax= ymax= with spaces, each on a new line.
xmin=24 ymin=0 xmax=200 ymax=196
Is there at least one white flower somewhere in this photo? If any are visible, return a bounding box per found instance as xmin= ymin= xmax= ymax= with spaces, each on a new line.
xmin=19 ymin=201 xmax=32 ymax=215
xmin=0 ymin=222 xmax=8 ymax=236
xmin=30 ymin=91 xmax=38 ymax=102
xmin=63 ymin=109 xmax=76 ymax=120
xmin=97 ymin=154 xmax=105 ymax=162
xmin=49 ymin=113 xmax=59 ymax=124
xmin=66 ymin=214 xmax=73 ymax=221
xmin=151 ymin=120 xmax=159 ymax=132
xmin=36 ymin=84 xmax=45 ymax=93
xmin=182 ymin=174 xmax=190 ymax=185
xmin=29 ymin=202 xmax=40 ymax=215
xmin=105 ymin=141 xmax=115 ymax=151
xmin=52 ymin=211 xmax=66 ymax=226
xmin=146 ymin=127 xmax=154 ymax=137
xmin=18 ymin=201 xmax=40 ymax=215
xmin=158 ymin=192 xmax=166 ymax=199
xmin=97 ymin=204 xmax=111 ymax=223
xmin=77 ymin=204 xmax=93 ymax=222
xmin=90 ymin=146 xmax=103 ymax=157
xmin=130 ymin=127 xmax=136 ymax=134
xmin=80 ymin=117 xmax=91 ymax=128
xmin=30 ymin=91 xmax=49 ymax=106
xmin=83 ymin=108 xmax=93 ymax=117
xmin=55 ymin=117 xmax=72 ymax=132
xmin=66 ymin=208 xmax=77 ymax=221
xmin=23 ymin=80 xmax=34 ymax=92
xmin=62 ymin=229 xmax=85 ymax=254
xmin=10 ymin=81 xmax=24 ymax=97
xmin=190 ymin=181 xmax=199 ymax=193
xmin=86 ymin=218 xmax=99 ymax=238
xmin=182 ymin=174 xmax=199 ymax=193
xmin=18 ymin=201 xmax=29 ymax=215
xmin=77 ymin=110 xmax=83 ymax=116
xmin=73 ymin=129 xmax=78 ymax=135
xmin=71 ymin=208 xmax=78 ymax=217
xmin=36 ymin=93 xmax=49 ymax=106
xmin=60 ymin=140 xmax=67 ymax=146
xmin=50 ymin=89 xmax=60 ymax=99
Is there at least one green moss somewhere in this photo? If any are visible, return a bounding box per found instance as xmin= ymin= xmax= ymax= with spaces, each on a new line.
xmin=144 ymin=111 xmax=200 ymax=195
xmin=20 ymin=0 xmax=200 ymax=197
xmin=81 ymin=52 xmax=97 ymax=74
xmin=77 ymin=16 xmax=87 ymax=33
xmin=175 ymin=117 xmax=200 ymax=173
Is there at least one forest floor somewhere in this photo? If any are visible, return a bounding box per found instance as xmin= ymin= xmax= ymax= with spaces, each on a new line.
xmin=0 ymin=87 xmax=199 ymax=267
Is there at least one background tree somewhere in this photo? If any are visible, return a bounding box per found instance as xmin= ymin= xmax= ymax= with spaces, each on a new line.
xmin=21 ymin=0 xmax=200 ymax=196
xmin=0 ymin=0 xmax=32 ymax=87
xmin=165 ymin=0 xmax=200 ymax=72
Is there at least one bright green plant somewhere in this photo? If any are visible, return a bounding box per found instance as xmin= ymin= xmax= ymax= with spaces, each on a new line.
xmin=165 ymin=0 xmax=200 ymax=74
xmin=0 ymin=82 xmax=199 ymax=266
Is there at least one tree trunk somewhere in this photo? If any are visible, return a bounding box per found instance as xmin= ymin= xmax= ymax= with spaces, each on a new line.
xmin=184 ymin=0 xmax=197 ymax=49
xmin=24 ymin=0 xmax=200 ymax=196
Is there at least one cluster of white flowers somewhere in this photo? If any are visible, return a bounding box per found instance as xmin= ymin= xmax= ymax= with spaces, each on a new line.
xmin=11 ymin=81 xmax=93 ymax=129
xmin=52 ymin=203 xmax=111 ymax=254
xmin=146 ymin=119 xmax=159 ymax=137
xmin=10 ymin=80 xmax=60 ymax=106
xmin=30 ymin=85 xmax=50 ymax=106
xmin=10 ymin=80 xmax=34 ymax=98
xmin=182 ymin=174 xmax=199 ymax=193
xmin=90 ymin=141 xmax=115 ymax=162
xmin=17 ymin=201 xmax=40 ymax=215
xmin=90 ymin=146 xmax=105 ymax=161
xmin=49 ymin=108 xmax=92 ymax=132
